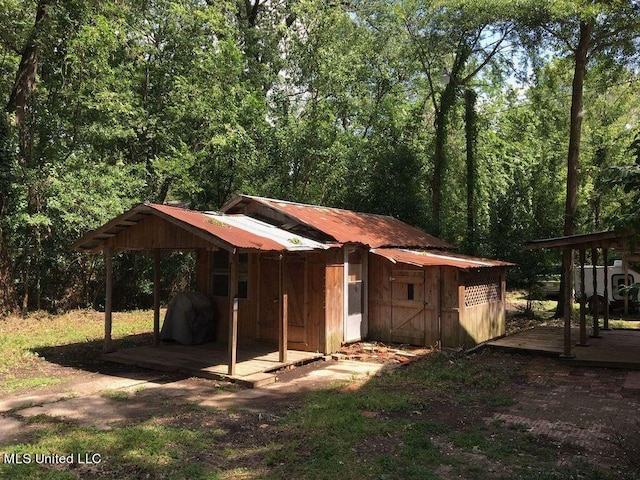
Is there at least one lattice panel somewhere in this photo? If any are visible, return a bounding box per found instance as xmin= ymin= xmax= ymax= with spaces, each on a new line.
xmin=464 ymin=272 xmax=501 ymax=307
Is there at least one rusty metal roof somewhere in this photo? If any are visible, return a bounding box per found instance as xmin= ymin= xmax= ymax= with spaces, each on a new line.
xmin=222 ymin=195 xmax=453 ymax=249
xmin=371 ymin=248 xmax=513 ymax=270
xmin=74 ymin=203 xmax=330 ymax=252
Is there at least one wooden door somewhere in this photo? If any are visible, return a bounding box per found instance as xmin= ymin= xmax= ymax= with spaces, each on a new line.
xmin=390 ymin=269 xmax=425 ymax=344
xmin=258 ymin=256 xmax=307 ymax=346
xmin=284 ymin=257 xmax=306 ymax=345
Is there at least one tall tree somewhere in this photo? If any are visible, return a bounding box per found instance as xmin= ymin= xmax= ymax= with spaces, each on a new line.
xmin=538 ymin=1 xmax=640 ymax=317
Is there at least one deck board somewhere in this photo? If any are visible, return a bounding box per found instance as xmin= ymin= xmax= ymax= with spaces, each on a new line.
xmin=103 ymin=343 xmax=323 ymax=387
xmin=487 ymin=327 xmax=640 ymax=369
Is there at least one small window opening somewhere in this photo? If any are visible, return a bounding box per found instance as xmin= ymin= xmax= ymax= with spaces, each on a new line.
xmin=407 ymin=283 xmax=415 ymax=300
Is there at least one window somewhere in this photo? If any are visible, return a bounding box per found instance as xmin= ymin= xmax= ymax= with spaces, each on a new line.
xmin=237 ymin=253 xmax=249 ymax=299
xmin=210 ymin=250 xmax=249 ymax=299
xmin=211 ymin=250 xmax=230 ymax=297
xmin=612 ymin=274 xmax=635 ymax=301
xmin=407 ymin=283 xmax=415 ymax=301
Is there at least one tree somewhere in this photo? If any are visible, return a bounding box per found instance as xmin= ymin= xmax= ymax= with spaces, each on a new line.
xmin=535 ymin=1 xmax=640 ymax=317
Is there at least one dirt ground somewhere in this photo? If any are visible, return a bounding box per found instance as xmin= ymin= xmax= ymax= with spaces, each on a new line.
xmin=1 ymin=320 xmax=640 ymax=478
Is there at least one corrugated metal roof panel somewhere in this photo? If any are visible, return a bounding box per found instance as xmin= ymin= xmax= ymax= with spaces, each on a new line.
xmin=202 ymin=212 xmax=330 ymax=251
xmin=226 ymin=195 xmax=453 ymax=249
xmin=371 ymin=248 xmax=513 ymax=269
xmin=74 ymin=203 xmax=332 ymax=252
xmin=149 ymin=203 xmax=287 ymax=251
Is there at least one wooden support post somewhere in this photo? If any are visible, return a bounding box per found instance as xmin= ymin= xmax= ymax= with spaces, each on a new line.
xmin=591 ymin=248 xmax=601 ymax=338
xmin=278 ymin=254 xmax=288 ymax=363
xmin=602 ymin=248 xmax=610 ymax=330
xmin=228 ymin=252 xmax=239 ymax=376
xmin=560 ymin=248 xmax=575 ymax=358
xmin=280 ymin=293 xmax=288 ymax=363
xmin=153 ymin=250 xmax=161 ymax=346
xmin=624 ymin=259 xmax=629 ymax=314
xmin=228 ymin=298 xmax=238 ymax=376
xmin=103 ymin=247 xmax=114 ymax=353
xmin=577 ymin=249 xmax=588 ymax=347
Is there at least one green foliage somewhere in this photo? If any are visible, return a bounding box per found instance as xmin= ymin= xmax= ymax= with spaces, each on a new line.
xmin=0 ymin=0 xmax=639 ymax=312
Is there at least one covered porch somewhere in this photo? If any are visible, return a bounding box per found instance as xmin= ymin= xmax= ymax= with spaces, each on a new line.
xmin=73 ymin=202 xmax=330 ymax=384
xmin=103 ymin=343 xmax=323 ymax=388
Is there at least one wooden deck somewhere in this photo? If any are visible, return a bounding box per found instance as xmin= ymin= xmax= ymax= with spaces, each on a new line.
xmin=487 ymin=326 xmax=640 ymax=369
xmin=103 ymin=343 xmax=324 ymax=388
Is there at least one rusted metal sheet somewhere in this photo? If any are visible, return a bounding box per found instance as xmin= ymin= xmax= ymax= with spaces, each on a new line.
xmin=371 ymin=248 xmax=513 ymax=270
xmin=74 ymin=203 xmax=329 ymax=253
xmin=223 ymin=195 xmax=453 ymax=249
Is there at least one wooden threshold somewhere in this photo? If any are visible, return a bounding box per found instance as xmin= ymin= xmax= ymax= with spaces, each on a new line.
xmin=103 ymin=343 xmax=323 ymax=388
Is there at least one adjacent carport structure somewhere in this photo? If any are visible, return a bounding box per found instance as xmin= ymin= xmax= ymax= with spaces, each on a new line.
xmin=524 ymin=230 xmax=638 ymax=358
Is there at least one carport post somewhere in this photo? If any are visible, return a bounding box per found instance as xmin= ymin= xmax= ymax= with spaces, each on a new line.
xmin=153 ymin=250 xmax=161 ymax=346
xmin=560 ymin=248 xmax=575 ymax=358
xmin=103 ymin=246 xmax=114 ymax=353
xmin=577 ymin=249 xmax=588 ymax=347
xmin=602 ymin=248 xmax=609 ymax=330
xmin=591 ymin=248 xmax=601 ymax=338
xmin=228 ymin=251 xmax=239 ymax=376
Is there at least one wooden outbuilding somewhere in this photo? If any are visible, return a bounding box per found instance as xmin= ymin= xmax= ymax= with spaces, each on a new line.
xmin=74 ymin=195 xmax=511 ymax=382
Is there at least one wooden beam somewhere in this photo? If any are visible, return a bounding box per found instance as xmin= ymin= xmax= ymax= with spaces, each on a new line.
xmin=280 ymin=293 xmax=288 ymax=363
xmin=602 ymin=248 xmax=609 ymax=330
xmin=577 ymin=249 xmax=588 ymax=347
xmin=591 ymin=248 xmax=601 ymax=338
xmin=228 ymin=252 xmax=239 ymax=376
xmin=560 ymin=248 xmax=574 ymax=358
xmin=153 ymin=250 xmax=161 ymax=346
xmin=103 ymin=247 xmax=114 ymax=353
xmin=624 ymin=259 xmax=630 ymax=314
xmin=278 ymin=254 xmax=287 ymax=363
xmin=228 ymin=298 xmax=238 ymax=376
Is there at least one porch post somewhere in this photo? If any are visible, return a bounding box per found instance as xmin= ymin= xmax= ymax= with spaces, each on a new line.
xmin=153 ymin=250 xmax=161 ymax=346
xmin=560 ymin=248 xmax=574 ymax=358
xmin=103 ymin=246 xmax=114 ymax=353
xmin=278 ymin=254 xmax=288 ymax=363
xmin=624 ymin=259 xmax=630 ymax=314
xmin=602 ymin=248 xmax=609 ymax=330
xmin=577 ymin=249 xmax=588 ymax=346
xmin=228 ymin=251 xmax=238 ymax=376
xmin=591 ymin=248 xmax=600 ymax=338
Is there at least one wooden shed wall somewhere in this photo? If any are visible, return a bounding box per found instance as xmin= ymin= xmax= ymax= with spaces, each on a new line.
xmin=212 ymin=252 xmax=260 ymax=346
xmin=324 ymin=248 xmax=344 ymax=353
xmin=368 ymin=256 xmax=506 ymax=349
xmin=208 ymin=251 xmax=328 ymax=353
xmin=456 ymin=268 xmax=506 ymax=348
xmin=107 ymin=214 xmax=213 ymax=251
xmin=367 ymin=255 xmax=439 ymax=347
xmin=440 ymin=267 xmax=462 ymax=348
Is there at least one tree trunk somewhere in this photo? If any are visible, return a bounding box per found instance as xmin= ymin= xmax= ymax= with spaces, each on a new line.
xmin=431 ymin=80 xmax=456 ymax=237
xmin=465 ymin=88 xmax=478 ymax=255
xmin=0 ymin=112 xmax=18 ymax=314
xmin=6 ymin=1 xmax=51 ymax=126
xmin=555 ymin=21 xmax=593 ymax=318
xmin=0 ymin=0 xmax=52 ymax=315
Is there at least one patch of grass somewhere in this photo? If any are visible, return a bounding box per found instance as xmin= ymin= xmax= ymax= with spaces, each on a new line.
xmin=0 ymin=415 xmax=221 ymax=480
xmin=0 ymin=375 xmax=64 ymax=393
xmin=0 ymin=310 xmax=154 ymax=393
xmin=101 ymin=390 xmax=130 ymax=401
